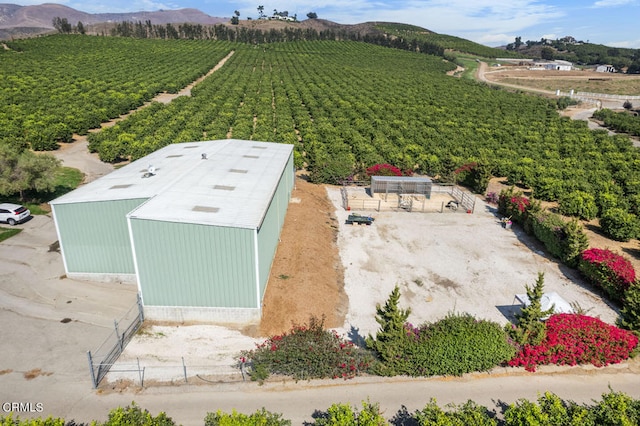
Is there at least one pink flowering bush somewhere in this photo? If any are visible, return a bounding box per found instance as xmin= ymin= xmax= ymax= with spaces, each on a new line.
xmin=366 ymin=163 xmax=403 ymax=177
xmin=241 ymin=316 xmax=373 ymax=382
xmin=508 ymin=314 xmax=638 ymax=372
xmin=579 ymin=248 xmax=636 ymax=303
xmin=498 ymin=187 xmax=532 ymax=224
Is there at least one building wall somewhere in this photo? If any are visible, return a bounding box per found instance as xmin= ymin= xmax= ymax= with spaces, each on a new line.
xmin=52 ymin=198 xmax=147 ymax=276
xmin=130 ymin=219 xmax=257 ymax=308
xmin=256 ymin=153 xmax=295 ymax=300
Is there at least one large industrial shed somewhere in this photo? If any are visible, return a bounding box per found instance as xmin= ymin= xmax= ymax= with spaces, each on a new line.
xmin=51 ymin=139 xmax=295 ymax=323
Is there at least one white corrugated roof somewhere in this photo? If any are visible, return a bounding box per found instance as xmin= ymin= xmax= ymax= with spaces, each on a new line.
xmin=51 ymin=140 xmax=293 ymax=229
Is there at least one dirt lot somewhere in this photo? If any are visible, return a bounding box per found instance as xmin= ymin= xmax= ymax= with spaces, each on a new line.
xmin=482 ymin=65 xmax=640 ymax=96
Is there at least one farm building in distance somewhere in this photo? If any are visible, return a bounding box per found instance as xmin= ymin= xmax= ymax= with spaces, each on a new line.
xmin=50 ymin=139 xmax=295 ymax=323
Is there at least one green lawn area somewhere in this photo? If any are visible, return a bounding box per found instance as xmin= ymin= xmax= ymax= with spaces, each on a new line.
xmin=0 ymin=226 xmax=22 ymax=242
xmin=3 ymin=166 xmax=84 ymax=214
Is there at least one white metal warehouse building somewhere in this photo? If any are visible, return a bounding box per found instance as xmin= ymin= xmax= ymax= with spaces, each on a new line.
xmin=50 ymin=139 xmax=295 ymax=323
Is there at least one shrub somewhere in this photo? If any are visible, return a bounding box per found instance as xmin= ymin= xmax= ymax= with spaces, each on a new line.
xmin=242 ymin=316 xmax=373 ymax=381
xmin=0 ymin=415 xmax=67 ymax=426
xmin=405 ymin=312 xmax=516 ymax=377
xmin=599 ymin=208 xmax=639 ymax=242
xmin=498 ymin=187 xmax=530 ymax=224
xmin=99 ymin=403 xmax=175 ymax=426
xmin=579 ymin=248 xmax=636 ymax=303
xmin=529 ymin=211 xmax=588 ymax=267
xmin=503 ymin=392 xmax=594 ymax=426
xmin=367 ymin=289 xmax=515 ymax=377
xmin=414 ymin=399 xmax=497 ymax=426
xmin=619 ymin=283 xmax=640 ymax=332
xmin=558 ymin=190 xmax=598 ymax=220
xmin=204 ymin=408 xmax=291 ymax=426
xmin=366 ymin=163 xmax=403 ymax=177
xmin=312 ymin=401 xmax=386 ymax=426
xmin=508 ymin=314 xmax=639 ymax=372
xmin=591 ymin=388 xmax=640 ymax=425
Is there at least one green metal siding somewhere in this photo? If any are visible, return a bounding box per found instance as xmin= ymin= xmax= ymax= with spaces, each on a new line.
xmin=130 ymin=219 xmax=257 ymax=308
xmin=53 ymin=199 xmax=147 ymax=274
xmin=257 ymin=154 xmax=295 ymax=298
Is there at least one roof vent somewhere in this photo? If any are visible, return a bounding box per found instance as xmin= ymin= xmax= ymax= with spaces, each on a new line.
xmin=142 ymin=165 xmax=156 ymax=178
xmin=202 ymin=153 xmax=208 ymax=160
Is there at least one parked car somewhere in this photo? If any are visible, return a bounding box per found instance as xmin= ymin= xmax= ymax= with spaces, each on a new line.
xmin=0 ymin=203 xmax=31 ymax=225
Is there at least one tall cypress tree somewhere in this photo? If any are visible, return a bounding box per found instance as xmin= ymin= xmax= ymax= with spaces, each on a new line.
xmin=366 ymin=285 xmax=411 ymax=375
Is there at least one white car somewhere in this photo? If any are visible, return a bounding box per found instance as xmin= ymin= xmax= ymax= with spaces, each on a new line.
xmin=0 ymin=203 xmax=31 ymax=225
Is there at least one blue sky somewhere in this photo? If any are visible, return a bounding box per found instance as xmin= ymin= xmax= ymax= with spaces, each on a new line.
xmin=12 ymin=0 xmax=640 ymax=48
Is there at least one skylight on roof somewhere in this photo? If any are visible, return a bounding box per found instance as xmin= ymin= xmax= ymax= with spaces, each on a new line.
xmin=230 ymin=169 xmax=248 ymax=174
xmin=166 ymin=155 xmax=183 ymax=158
xmin=110 ymin=184 xmax=133 ymax=189
xmin=213 ymin=185 xmax=235 ymax=191
xmin=243 ymin=155 xmax=259 ymax=159
xmin=192 ymin=206 xmax=220 ymax=213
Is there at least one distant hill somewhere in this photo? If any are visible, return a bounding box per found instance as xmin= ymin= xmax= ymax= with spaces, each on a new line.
xmin=0 ymin=3 xmax=515 ymax=59
xmin=0 ymin=3 xmax=226 ymax=39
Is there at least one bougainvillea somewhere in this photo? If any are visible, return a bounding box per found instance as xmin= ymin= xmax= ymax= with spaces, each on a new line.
xmin=497 ymin=187 xmax=532 ymax=224
xmin=242 ymin=316 xmax=372 ymax=381
xmin=366 ymin=163 xmax=403 ymax=177
xmin=579 ymin=248 xmax=636 ymax=303
xmin=508 ymin=314 xmax=638 ymax=372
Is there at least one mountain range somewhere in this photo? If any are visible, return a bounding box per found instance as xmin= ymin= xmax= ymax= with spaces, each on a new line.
xmin=0 ymin=3 xmax=227 ymax=39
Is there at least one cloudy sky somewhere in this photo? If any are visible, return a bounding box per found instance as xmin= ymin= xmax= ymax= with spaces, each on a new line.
xmin=12 ymin=0 xmax=640 ymax=48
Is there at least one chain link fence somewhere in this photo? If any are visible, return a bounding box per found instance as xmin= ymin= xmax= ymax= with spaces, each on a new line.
xmin=86 ymin=294 xmax=144 ymax=388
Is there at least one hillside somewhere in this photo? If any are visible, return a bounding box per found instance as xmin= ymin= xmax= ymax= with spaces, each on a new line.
xmin=0 ymin=3 xmax=225 ymax=39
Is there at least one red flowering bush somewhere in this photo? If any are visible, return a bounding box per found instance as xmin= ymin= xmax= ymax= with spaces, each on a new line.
xmin=241 ymin=316 xmax=373 ymax=381
xmin=366 ymin=163 xmax=403 ymax=177
xmin=498 ymin=187 xmax=532 ymax=224
xmin=508 ymin=314 xmax=638 ymax=372
xmin=579 ymin=248 xmax=636 ymax=303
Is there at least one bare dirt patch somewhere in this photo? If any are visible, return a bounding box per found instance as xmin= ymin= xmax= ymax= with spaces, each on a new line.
xmin=23 ymin=368 xmax=53 ymax=380
xmin=482 ymin=66 xmax=640 ymax=96
xmin=259 ymin=176 xmax=347 ymax=337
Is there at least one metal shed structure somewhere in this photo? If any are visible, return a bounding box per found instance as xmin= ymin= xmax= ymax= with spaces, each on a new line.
xmin=51 ymin=140 xmax=295 ymax=323
xmin=371 ymin=176 xmax=433 ymax=199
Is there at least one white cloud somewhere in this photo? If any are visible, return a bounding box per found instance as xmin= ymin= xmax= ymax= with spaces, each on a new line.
xmin=591 ymin=0 xmax=636 ymax=8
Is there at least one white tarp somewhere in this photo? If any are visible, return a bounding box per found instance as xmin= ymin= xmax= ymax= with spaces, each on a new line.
xmin=514 ymin=292 xmax=574 ymax=318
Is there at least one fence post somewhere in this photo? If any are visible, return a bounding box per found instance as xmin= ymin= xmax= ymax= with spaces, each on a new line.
xmin=182 ymin=357 xmax=187 ymax=383
xmin=115 ymin=319 xmax=123 ymax=352
xmin=137 ymin=358 xmax=143 ymax=386
xmin=137 ymin=293 xmax=144 ymax=322
xmin=87 ymin=351 xmax=98 ymax=389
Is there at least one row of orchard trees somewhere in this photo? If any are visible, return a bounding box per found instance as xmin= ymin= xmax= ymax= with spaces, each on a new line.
xmin=3 ymin=392 xmax=640 ymax=425
xmin=4 ymin=36 xmax=640 ymax=235
xmin=0 ymin=36 xmax=233 ymax=151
